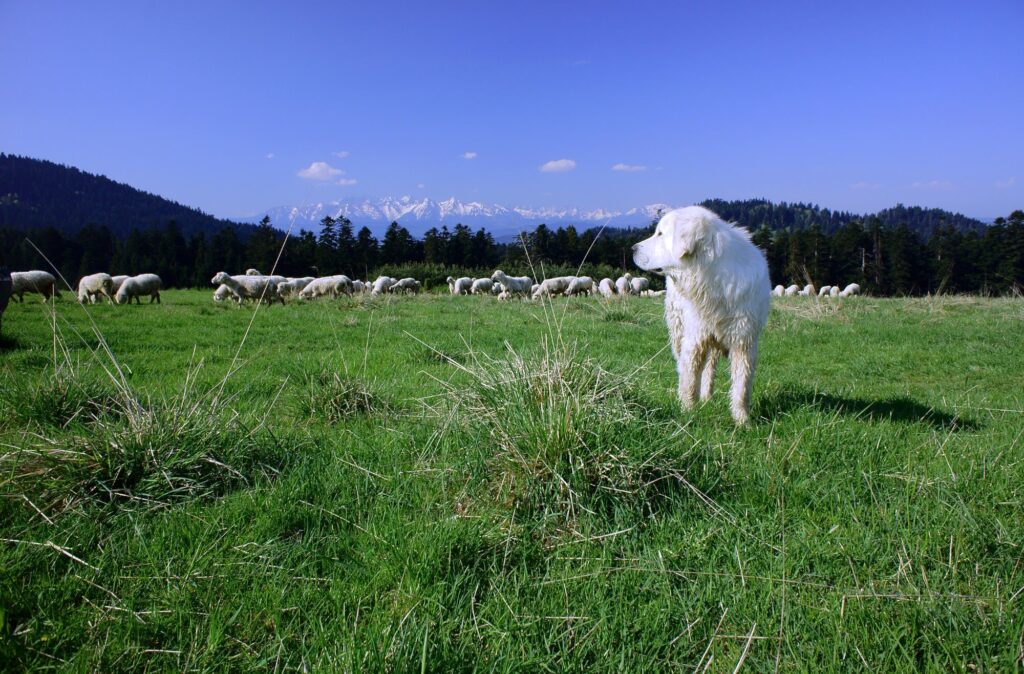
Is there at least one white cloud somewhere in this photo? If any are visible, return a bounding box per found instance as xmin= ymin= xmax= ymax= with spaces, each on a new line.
xmin=462 ymin=151 xmax=478 ymax=160
xmin=417 ymin=183 xmax=425 ymax=189
xmin=995 ymin=176 xmax=1016 ymax=189
xmin=912 ymin=179 xmax=953 ymax=190
xmin=265 ymin=152 xmax=275 ymax=160
xmin=337 ymin=178 xmax=358 ymax=186
xmin=611 ymin=163 xmax=647 ymax=172
xmin=851 ymin=181 xmax=880 ymax=190
xmin=297 ymin=161 xmax=344 ymax=181
xmin=539 ymin=158 xmax=576 ymax=173
xmin=333 ymin=150 xmax=350 ymax=159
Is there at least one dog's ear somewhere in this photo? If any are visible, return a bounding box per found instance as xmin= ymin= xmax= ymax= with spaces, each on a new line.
xmin=671 ymin=211 xmax=710 ymax=259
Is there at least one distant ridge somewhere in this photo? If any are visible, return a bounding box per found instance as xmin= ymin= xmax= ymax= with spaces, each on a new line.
xmin=0 ymin=154 xmax=258 ymax=239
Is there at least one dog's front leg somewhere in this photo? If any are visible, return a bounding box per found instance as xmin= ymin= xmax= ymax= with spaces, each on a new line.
xmin=677 ymin=340 xmax=707 ymax=410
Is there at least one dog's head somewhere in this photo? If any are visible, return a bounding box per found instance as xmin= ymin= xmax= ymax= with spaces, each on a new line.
xmin=632 ymin=206 xmax=720 ymax=272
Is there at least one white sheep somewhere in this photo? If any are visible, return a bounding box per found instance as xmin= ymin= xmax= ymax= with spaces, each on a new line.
xmin=565 ymin=276 xmax=594 ymax=296
xmin=803 ymin=283 xmax=816 ymax=296
xmin=797 ymin=288 xmax=810 ymax=296
xmin=115 ymin=273 xmax=163 ymax=305
xmin=490 ymin=270 xmax=533 ymax=295
xmin=491 ymin=282 xmax=505 ymax=295
xmin=772 ymin=284 xmax=785 ymax=297
xmin=210 ymin=271 xmax=280 ymax=305
xmin=110 ymin=275 xmax=129 ymax=295
xmin=839 ymin=283 xmax=861 ymax=297
xmin=371 ymin=276 xmax=397 ymax=296
xmin=817 ymin=285 xmax=832 ymax=296
xmin=388 ymin=278 xmax=421 ymax=294
xmin=497 ymin=289 xmax=512 ymax=301
xmin=615 ymin=273 xmax=633 ymax=296
xmin=300 ymin=275 xmax=352 ymax=300
xmin=77 ymin=273 xmax=114 ymax=304
xmin=532 ymin=276 xmax=574 ymax=299
xmin=829 ymin=286 xmax=840 ymax=297
xmin=245 ymin=268 xmax=262 ymax=276
xmin=784 ymin=284 xmax=799 ymax=296
xmin=213 ymin=284 xmax=235 ymax=302
xmin=470 ymin=278 xmax=493 ymax=295
xmin=447 ymin=276 xmax=473 ymax=295
xmin=10 ymin=271 xmax=60 ymax=302
xmin=531 ymin=283 xmax=540 ymax=296
xmin=351 ymin=280 xmax=365 ymax=294
xmin=598 ymin=278 xmax=616 ymax=298
xmin=629 ymin=276 xmax=650 ymax=295
xmin=276 ymin=280 xmax=306 ymax=299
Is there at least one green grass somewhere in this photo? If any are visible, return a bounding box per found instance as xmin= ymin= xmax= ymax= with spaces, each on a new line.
xmin=1 ymin=291 xmax=1021 ymax=671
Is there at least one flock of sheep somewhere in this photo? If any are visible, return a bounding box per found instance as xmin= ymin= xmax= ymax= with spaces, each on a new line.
xmin=449 ymin=270 xmax=662 ymax=300
xmin=5 ymin=270 xmax=162 ymax=305
xmin=772 ymin=283 xmax=861 ymax=298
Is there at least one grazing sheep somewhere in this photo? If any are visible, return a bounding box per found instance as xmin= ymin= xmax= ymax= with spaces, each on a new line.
xmin=839 ymin=283 xmax=861 ymax=297
xmin=797 ymin=288 xmax=810 ymax=296
xmin=470 ymin=278 xmax=493 ymax=295
xmin=497 ymin=289 xmax=512 ymax=301
xmin=447 ymin=276 xmax=473 ymax=295
xmin=371 ymin=276 xmax=397 ymax=296
xmin=77 ymin=273 xmax=114 ymax=304
xmin=115 ymin=273 xmax=163 ymax=305
xmin=490 ymin=270 xmax=533 ymax=295
xmin=110 ymin=275 xmax=129 ymax=295
xmin=299 ymin=275 xmax=352 ymax=300
xmin=491 ymin=282 xmax=505 ymax=295
xmin=276 ymin=280 xmax=306 ymax=299
xmin=829 ymin=286 xmax=840 ymax=297
xmin=388 ymin=278 xmax=421 ymax=294
xmin=351 ymin=280 xmax=366 ymax=294
xmin=213 ymin=284 xmax=235 ymax=302
xmin=632 ymin=206 xmax=770 ymax=425
xmin=615 ymin=273 xmax=633 ymax=296
xmin=644 ymin=289 xmax=667 ymax=297
xmin=598 ymin=278 xmax=616 ymax=298
xmin=803 ymin=284 xmax=816 ymax=296
xmin=531 ymin=283 xmax=540 ymax=296
xmin=245 ymin=268 xmax=262 ymax=276
xmin=630 ymin=277 xmax=651 ymax=295
xmin=817 ymin=285 xmax=833 ymax=297
xmin=532 ymin=276 xmax=574 ymax=299
xmin=784 ymin=284 xmax=799 ymax=296
xmin=772 ymin=284 xmax=785 ymax=297
xmin=11 ymin=271 xmax=60 ymax=302
xmin=565 ymin=276 xmax=594 ymax=296
xmin=210 ymin=271 xmax=280 ymax=305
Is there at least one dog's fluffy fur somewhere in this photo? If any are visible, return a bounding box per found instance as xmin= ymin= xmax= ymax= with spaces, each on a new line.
xmin=632 ymin=206 xmax=770 ymax=424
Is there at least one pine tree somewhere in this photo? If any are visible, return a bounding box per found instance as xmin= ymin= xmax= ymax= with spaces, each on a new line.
xmin=316 ymin=216 xmax=337 ymax=274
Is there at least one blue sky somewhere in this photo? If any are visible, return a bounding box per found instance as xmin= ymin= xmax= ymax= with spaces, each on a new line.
xmin=1 ymin=0 xmax=1021 ymax=219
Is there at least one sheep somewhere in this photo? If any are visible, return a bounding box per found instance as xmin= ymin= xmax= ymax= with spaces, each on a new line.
xmin=110 ymin=275 xmax=129 ymax=295
xmin=276 ymin=280 xmax=305 ymax=299
xmin=615 ymin=273 xmax=633 ymax=296
xmin=213 ymin=284 xmax=235 ymax=302
xmin=77 ymin=273 xmax=114 ymax=304
xmin=447 ymin=276 xmax=473 ymax=295
xmin=351 ymin=280 xmax=366 ymax=294
xmin=565 ymin=276 xmax=594 ymax=296
xmin=497 ymin=289 xmax=512 ymax=301
xmin=210 ymin=271 xmax=280 ymax=305
xmin=829 ymin=286 xmax=840 ymax=297
xmin=530 ymin=283 xmax=539 ymax=295
xmin=784 ymin=284 xmax=799 ymax=296
xmin=629 ymin=276 xmax=650 ymax=295
xmin=797 ymin=288 xmax=810 ymax=296
xmin=772 ymin=284 xmax=785 ymax=297
xmin=470 ymin=278 xmax=493 ymax=295
xmin=491 ymin=282 xmax=505 ymax=295
xmin=115 ymin=273 xmax=163 ymax=305
xmin=388 ymin=278 xmax=421 ymax=294
xmin=10 ymin=271 xmax=60 ymax=302
xmin=839 ymin=283 xmax=861 ymax=297
xmin=532 ymin=276 xmax=574 ymax=299
xmin=490 ymin=270 xmax=533 ymax=295
xmin=371 ymin=276 xmax=397 ymax=295
xmin=803 ymin=283 xmax=816 ymax=296
xmin=817 ymin=285 xmax=833 ymax=297
xmin=245 ymin=268 xmax=262 ymax=276
xmin=299 ymin=275 xmax=352 ymax=300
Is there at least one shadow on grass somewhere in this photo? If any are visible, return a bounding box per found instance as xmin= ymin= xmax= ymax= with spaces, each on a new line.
xmin=757 ymin=387 xmax=980 ymax=431
xmin=0 ymin=333 xmax=20 ymax=352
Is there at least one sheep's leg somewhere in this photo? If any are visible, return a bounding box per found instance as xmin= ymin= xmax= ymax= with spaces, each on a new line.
xmin=728 ymin=343 xmax=758 ymax=426
xmin=677 ymin=338 xmax=707 ymax=411
xmin=154 ymin=292 xmax=161 ymax=304
xmin=699 ymin=346 xmax=722 ymax=402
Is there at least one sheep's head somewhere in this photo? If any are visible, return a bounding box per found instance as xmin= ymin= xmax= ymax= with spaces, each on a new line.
xmin=211 ymin=271 xmax=229 ymax=286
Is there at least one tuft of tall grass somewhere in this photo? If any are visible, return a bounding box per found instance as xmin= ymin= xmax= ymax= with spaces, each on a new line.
xmin=0 ymin=363 xmax=123 ymax=429
xmin=298 ymin=369 xmax=390 ymax=424
xmin=437 ymin=340 xmax=710 ymax=527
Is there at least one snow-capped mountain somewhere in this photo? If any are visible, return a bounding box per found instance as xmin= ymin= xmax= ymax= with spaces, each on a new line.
xmin=245 ymin=196 xmax=673 ymax=238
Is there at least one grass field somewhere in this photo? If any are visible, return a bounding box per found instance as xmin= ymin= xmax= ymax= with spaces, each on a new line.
xmin=1 ymin=291 xmax=1022 ymax=671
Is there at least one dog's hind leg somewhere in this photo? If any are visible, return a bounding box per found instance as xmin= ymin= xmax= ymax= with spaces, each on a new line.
xmin=699 ymin=346 xmax=722 ymax=402
xmin=728 ymin=343 xmax=758 ymax=425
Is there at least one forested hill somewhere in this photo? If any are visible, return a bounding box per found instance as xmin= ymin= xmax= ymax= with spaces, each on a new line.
xmin=0 ymin=154 xmax=257 ymax=239
xmin=700 ymin=199 xmax=987 ymax=238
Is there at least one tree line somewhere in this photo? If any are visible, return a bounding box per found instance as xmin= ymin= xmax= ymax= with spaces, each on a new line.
xmin=0 ymin=210 xmax=1021 ymax=295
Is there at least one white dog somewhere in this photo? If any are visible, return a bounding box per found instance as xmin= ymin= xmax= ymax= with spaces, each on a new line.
xmin=632 ymin=206 xmax=770 ymax=425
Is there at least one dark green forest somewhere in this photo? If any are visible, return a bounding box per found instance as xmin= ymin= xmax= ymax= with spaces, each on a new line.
xmin=1 ymin=154 xmax=1021 ymax=294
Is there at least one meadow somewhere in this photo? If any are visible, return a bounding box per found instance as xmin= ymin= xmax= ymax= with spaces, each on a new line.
xmin=1 ymin=290 xmax=1022 ymax=671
